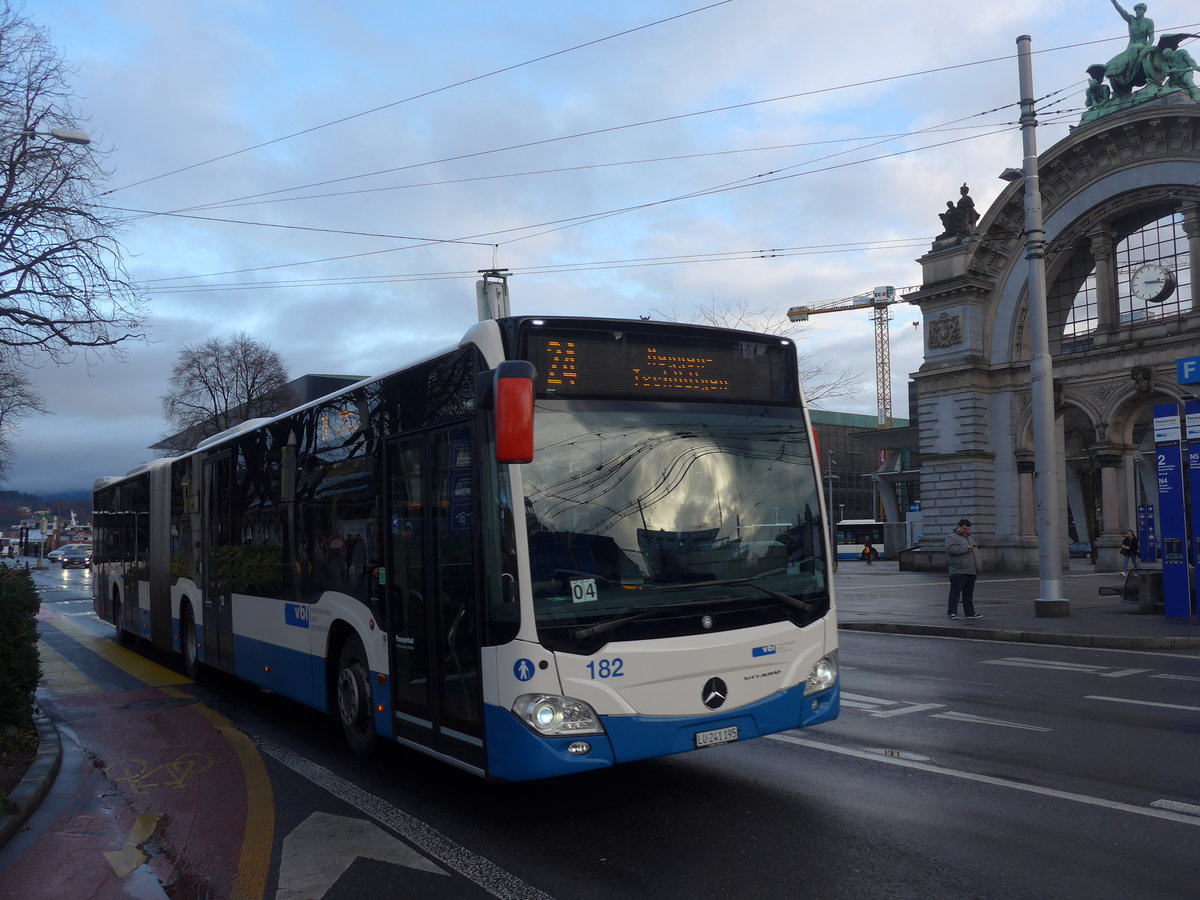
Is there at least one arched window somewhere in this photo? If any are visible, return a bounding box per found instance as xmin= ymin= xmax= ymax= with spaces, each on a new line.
xmin=1050 ymin=208 xmax=1192 ymax=355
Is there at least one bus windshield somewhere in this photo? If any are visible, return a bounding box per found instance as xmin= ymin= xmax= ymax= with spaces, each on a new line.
xmin=523 ymin=401 xmax=828 ymax=652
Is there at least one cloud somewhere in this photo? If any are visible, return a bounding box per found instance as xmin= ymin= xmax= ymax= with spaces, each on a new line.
xmin=8 ymin=0 xmax=1180 ymax=494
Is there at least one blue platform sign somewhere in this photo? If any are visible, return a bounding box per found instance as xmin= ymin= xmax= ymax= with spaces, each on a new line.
xmin=1178 ymin=355 xmax=1200 ymax=385
xmin=1137 ymin=504 xmax=1157 ymax=563
xmin=1187 ymin=400 xmax=1200 ymax=615
xmin=1154 ymin=403 xmax=1192 ymax=617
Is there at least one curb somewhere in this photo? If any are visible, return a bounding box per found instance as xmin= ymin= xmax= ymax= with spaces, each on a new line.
xmin=839 ymin=622 xmax=1200 ymax=649
xmin=0 ymin=712 xmax=61 ymax=849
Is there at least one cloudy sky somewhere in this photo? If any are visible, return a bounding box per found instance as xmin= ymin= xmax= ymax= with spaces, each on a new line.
xmin=11 ymin=0 xmax=1200 ymax=498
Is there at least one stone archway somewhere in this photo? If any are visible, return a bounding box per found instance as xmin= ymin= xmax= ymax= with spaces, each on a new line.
xmin=907 ymin=100 xmax=1200 ymax=571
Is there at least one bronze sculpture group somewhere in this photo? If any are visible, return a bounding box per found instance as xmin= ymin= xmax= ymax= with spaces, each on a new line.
xmin=1083 ymin=1 xmax=1200 ymax=122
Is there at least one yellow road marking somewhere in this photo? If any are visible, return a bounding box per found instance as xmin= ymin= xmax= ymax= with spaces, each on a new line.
xmin=168 ymin=688 xmax=275 ymax=900
xmin=37 ymin=639 xmax=103 ymax=695
xmin=103 ymin=812 xmax=163 ymax=877
xmin=42 ymin=615 xmax=272 ymax=896
xmin=42 ymin=614 xmax=191 ymax=687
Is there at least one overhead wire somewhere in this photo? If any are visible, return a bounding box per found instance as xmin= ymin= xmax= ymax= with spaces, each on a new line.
xmin=129 ymin=21 xmax=1200 ymax=292
xmin=100 ymin=0 xmax=737 ymax=197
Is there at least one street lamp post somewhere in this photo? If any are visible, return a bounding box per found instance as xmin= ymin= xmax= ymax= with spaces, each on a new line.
xmin=1015 ymin=35 xmax=1066 ymax=616
xmin=824 ymin=451 xmax=840 ymax=571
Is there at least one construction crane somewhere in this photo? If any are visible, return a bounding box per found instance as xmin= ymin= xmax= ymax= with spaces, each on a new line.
xmin=786 ymin=285 xmax=920 ymax=430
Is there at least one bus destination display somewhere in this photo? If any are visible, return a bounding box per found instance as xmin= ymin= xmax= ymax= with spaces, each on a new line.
xmin=525 ymin=329 xmax=794 ymax=403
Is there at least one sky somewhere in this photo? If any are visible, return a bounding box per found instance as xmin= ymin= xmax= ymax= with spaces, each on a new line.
xmin=10 ymin=0 xmax=1200 ymax=499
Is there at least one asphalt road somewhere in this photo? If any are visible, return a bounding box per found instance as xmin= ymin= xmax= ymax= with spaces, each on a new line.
xmin=4 ymin=571 xmax=1200 ymax=898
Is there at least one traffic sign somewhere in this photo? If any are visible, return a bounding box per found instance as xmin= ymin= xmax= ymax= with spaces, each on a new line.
xmin=1177 ymin=354 xmax=1200 ymax=384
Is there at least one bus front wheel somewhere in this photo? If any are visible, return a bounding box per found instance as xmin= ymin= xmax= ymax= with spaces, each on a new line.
xmin=336 ymin=635 xmax=378 ymax=758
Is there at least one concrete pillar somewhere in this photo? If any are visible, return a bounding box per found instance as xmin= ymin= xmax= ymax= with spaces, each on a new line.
xmin=1181 ymin=203 xmax=1200 ymax=314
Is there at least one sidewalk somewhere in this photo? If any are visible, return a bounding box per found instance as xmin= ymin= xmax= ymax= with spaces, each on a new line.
xmin=835 ymin=558 xmax=1200 ymax=650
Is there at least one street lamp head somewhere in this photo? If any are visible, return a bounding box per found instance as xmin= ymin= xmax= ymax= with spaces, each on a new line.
xmin=999 ymin=167 xmax=1023 ymax=182
xmin=47 ymin=128 xmax=91 ymax=145
xmin=23 ymin=127 xmax=92 ymax=145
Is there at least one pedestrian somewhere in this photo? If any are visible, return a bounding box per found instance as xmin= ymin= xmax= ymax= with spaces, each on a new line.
xmin=945 ymin=518 xmax=982 ymax=620
xmin=860 ymin=539 xmax=877 ymax=565
xmin=1120 ymin=529 xmax=1140 ymax=573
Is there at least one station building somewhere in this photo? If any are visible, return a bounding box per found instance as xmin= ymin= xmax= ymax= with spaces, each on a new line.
xmin=906 ymin=90 xmax=1200 ymax=571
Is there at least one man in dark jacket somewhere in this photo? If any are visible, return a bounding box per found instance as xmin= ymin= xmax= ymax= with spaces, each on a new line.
xmin=945 ymin=518 xmax=982 ymax=620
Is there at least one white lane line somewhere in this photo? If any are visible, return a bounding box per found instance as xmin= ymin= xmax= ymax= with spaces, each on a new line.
xmin=1152 ymin=800 xmax=1200 ymax=816
xmin=1152 ymin=674 xmax=1200 ymax=682
xmin=930 ymin=712 xmax=1051 ymax=732
xmin=768 ymin=733 xmax=1200 ymax=827
xmin=1086 ymin=695 xmax=1200 ymax=712
xmin=983 ymin=658 xmax=1108 ymax=673
xmin=256 ymin=738 xmax=552 ymax=900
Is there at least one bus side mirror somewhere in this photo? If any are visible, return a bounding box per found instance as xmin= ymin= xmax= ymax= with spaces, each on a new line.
xmin=494 ymin=361 xmax=535 ymax=464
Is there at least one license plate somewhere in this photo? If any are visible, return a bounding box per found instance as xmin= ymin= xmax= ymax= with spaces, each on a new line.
xmin=695 ymin=725 xmax=739 ymax=748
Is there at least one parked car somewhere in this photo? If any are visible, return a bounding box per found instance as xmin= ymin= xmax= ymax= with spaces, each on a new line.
xmin=60 ymin=547 xmax=92 ymax=569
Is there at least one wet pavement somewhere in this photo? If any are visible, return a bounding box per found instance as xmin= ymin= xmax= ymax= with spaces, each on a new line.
xmin=835 ymin=557 xmax=1200 ymax=650
xmin=2 ymin=556 xmax=1199 ymax=897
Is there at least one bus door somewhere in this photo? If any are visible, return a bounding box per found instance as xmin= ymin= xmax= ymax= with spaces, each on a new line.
xmin=384 ymin=424 xmax=484 ymax=768
xmin=202 ymin=452 xmax=235 ymax=671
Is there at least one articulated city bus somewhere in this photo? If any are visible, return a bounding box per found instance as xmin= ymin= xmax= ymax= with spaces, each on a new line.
xmin=93 ymin=315 xmax=839 ymax=781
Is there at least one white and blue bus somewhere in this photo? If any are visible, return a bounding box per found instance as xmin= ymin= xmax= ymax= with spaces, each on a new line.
xmin=93 ymin=316 xmax=839 ymax=781
xmin=835 ymin=519 xmax=916 ymax=561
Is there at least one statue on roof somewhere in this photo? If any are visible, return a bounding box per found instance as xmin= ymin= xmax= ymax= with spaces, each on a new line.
xmin=1079 ymin=2 xmax=1200 ymax=124
xmin=1105 ymin=1 xmax=1155 ymax=96
xmin=935 ymin=184 xmax=979 ymax=241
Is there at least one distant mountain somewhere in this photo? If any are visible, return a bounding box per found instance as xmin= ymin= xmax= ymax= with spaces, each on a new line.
xmin=0 ymin=489 xmax=93 ymax=529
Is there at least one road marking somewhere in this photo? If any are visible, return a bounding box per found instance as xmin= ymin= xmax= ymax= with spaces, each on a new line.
xmin=840 ymin=692 xmax=945 ymax=717
xmin=257 ymin=738 xmax=553 ymax=900
xmin=768 ymin=733 xmax=1200 ymax=827
xmin=1153 ymin=674 xmax=1200 ymax=682
xmin=1086 ymin=695 xmax=1200 ymax=712
xmin=42 ymin=614 xmax=190 ymax=687
xmin=37 ymin=638 xmax=103 ymax=695
xmin=1099 ymin=668 xmax=1153 ymax=678
xmin=107 ymin=752 xmax=215 ymax=795
xmin=275 ymin=812 xmax=446 ymax=899
xmin=930 ymin=711 xmax=1051 ymax=732
xmin=983 ymin=657 xmax=1109 ymax=673
xmin=180 ymin=691 xmax=275 ymax=900
xmin=103 ymin=813 xmax=163 ymax=878
xmin=1151 ymin=799 xmax=1200 ymax=817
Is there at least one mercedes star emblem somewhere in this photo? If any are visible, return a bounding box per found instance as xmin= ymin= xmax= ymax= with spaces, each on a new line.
xmin=701 ymin=677 xmax=728 ymax=709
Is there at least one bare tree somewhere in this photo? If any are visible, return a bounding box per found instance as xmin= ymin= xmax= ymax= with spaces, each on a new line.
xmin=0 ymin=3 xmax=146 ymax=364
xmin=651 ymin=298 xmax=862 ymax=406
xmin=160 ymin=333 xmax=293 ymax=451
xmin=0 ymin=356 xmax=45 ymax=479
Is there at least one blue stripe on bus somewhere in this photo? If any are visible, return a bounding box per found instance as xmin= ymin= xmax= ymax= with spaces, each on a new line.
xmin=484 ymin=705 xmax=617 ymax=781
xmin=232 ymin=634 xmax=326 ymax=711
xmin=483 ymin=682 xmax=839 ymax=781
xmin=602 ymin=682 xmax=839 ymax=764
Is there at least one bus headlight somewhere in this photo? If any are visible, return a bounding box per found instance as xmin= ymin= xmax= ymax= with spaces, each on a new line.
xmin=513 ymin=694 xmax=605 ymax=736
xmin=804 ymin=651 xmax=838 ymax=696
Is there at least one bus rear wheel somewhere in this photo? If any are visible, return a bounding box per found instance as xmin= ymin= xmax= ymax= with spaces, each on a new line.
xmin=113 ymin=590 xmax=134 ymax=647
xmin=181 ymin=604 xmax=200 ymax=679
xmin=336 ymin=635 xmax=378 ymax=758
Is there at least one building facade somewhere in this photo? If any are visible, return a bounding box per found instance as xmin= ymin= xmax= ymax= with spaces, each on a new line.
xmin=909 ymin=95 xmax=1200 ymax=570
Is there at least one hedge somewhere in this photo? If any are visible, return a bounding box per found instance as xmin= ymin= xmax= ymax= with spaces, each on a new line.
xmin=0 ymin=565 xmax=40 ymax=752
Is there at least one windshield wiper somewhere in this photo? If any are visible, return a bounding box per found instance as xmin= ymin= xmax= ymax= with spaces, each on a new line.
xmin=639 ymin=577 xmax=814 ymax=616
xmin=570 ymin=598 xmax=729 ymax=642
